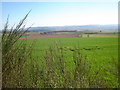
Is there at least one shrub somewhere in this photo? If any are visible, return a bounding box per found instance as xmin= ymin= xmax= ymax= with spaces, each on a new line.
xmin=2 ymin=12 xmax=33 ymax=88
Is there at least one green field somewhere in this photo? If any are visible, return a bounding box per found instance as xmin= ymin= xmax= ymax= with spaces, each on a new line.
xmin=2 ymin=14 xmax=119 ymax=88
xmin=23 ymin=36 xmax=118 ymax=88
xmin=3 ymin=30 xmax=119 ymax=88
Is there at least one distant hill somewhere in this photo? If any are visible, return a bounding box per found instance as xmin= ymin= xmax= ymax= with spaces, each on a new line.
xmin=28 ymin=24 xmax=118 ymax=32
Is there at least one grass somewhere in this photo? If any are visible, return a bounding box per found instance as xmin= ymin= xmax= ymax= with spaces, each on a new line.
xmin=20 ymin=36 xmax=118 ymax=88
xmin=2 ymin=13 xmax=119 ymax=88
xmin=2 ymin=12 xmax=34 ymax=88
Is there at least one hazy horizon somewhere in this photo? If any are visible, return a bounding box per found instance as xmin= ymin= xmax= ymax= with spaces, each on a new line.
xmin=2 ymin=1 xmax=118 ymax=29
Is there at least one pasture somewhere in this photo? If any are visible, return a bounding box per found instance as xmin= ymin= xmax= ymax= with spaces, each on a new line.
xmin=3 ymin=27 xmax=119 ymax=88
xmin=22 ymin=34 xmax=118 ymax=88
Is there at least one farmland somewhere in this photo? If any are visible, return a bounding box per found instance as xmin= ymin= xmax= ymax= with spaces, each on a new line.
xmin=2 ymin=23 xmax=119 ymax=88
xmin=2 ymin=16 xmax=119 ymax=88
xmin=20 ymin=33 xmax=118 ymax=88
xmin=2 ymin=1 xmax=119 ymax=88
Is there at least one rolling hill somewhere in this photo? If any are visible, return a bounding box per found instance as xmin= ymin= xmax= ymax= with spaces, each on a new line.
xmin=28 ymin=24 xmax=118 ymax=32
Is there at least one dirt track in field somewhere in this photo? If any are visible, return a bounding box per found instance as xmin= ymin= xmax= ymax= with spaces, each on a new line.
xmin=20 ymin=34 xmax=79 ymax=39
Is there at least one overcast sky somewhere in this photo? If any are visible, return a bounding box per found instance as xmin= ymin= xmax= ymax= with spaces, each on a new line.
xmin=1 ymin=0 xmax=119 ymax=29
